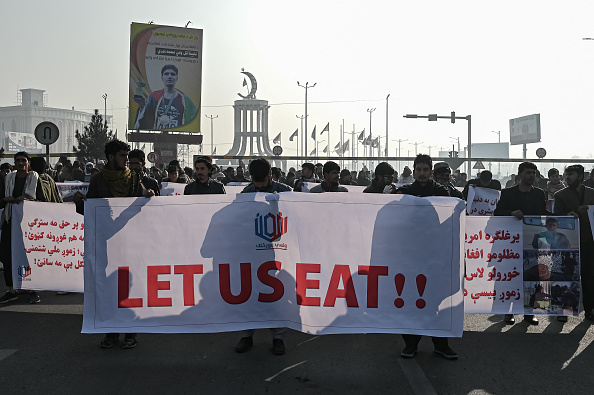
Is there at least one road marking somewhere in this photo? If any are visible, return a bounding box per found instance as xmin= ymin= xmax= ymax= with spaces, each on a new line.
xmin=0 ymin=349 xmax=17 ymax=361
xmin=562 ymin=325 xmax=594 ymax=370
xmin=265 ymin=360 xmax=307 ymax=382
xmin=398 ymin=358 xmax=437 ymax=395
xmin=0 ymin=305 xmax=83 ymax=315
xmin=296 ymin=336 xmax=320 ymax=347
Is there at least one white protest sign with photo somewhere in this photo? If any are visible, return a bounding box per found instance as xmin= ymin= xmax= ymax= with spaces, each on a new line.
xmin=82 ymin=193 xmax=466 ymax=337
xmin=11 ymin=202 xmax=85 ymax=292
xmin=160 ymin=182 xmax=186 ymax=196
xmin=466 ymin=186 xmax=500 ymax=216
xmin=56 ymin=182 xmax=89 ymax=202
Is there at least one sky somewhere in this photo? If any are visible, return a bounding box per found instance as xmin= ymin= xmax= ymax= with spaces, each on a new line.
xmin=2 ymin=0 xmax=594 ymax=171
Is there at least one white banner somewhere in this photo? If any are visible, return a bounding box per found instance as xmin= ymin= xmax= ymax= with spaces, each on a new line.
xmin=463 ymin=216 xmax=523 ymax=313
xmin=11 ymin=202 xmax=85 ymax=292
xmin=466 ymin=186 xmax=500 ymax=216
xmin=82 ymin=193 xmax=466 ymax=336
xmin=160 ymin=182 xmax=186 ymax=196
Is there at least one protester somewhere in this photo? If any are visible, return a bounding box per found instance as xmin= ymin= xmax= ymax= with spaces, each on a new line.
xmin=30 ymin=157 xmax=63 ymax=203
xmin=1 ymin=162 xmax=11 ymax=178
xmin=494 ymin=161 xmax=549 ymax=325
xmin=583 ymin=168 xmax=594 ymax=188
xmin=293 ymin=162 xmax=319 ymax=191
xmin=284 ymin=171 xmax=296 ymax=188
xmin=554 ymin=164 xmax=594 ymax=322
xmin=128 ymin=149 xmax=160 ymax=196
xmin=73 ymin=139 xmax=154 ymax=349
xmin=395 ymin=154 xmax=458 ymax=360
xmin=398 ymin=166 xmax=414 ymax=184
xmin=455 ymin=172 xmax=467 ymax=188
xmin=357 ymin=168 xmax=371 ymax=186
xmin=309 ymin=161 xmax=348 ymax=193
xmin=237 ymin=157 xmax=290 ymax=355
xmin=546 ymin=168 xmax=565 ymax=200
xmin=235 ymin=166 xmax=250 ymax=182
xmin=363 ymin=162 xmax=394 ymax=193
xmin=84 ymin=162 xmax=95 ymax=182
xmin=184 ymin=156 xmax=225 ymax=195
xmin=433 ymin=162 xmax=464 ymax=199
xmin=221 ymin=167 xmax=236 ymax=185
xmin=0 ymin=151 xmax=44 ymax=304
xmin=462 ymin=170 xmax=501 ymax=200
xmin=163 ymin=165 xmax=185 ymax=184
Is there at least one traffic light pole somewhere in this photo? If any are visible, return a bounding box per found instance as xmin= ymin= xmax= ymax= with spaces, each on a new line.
xmin=403 ymin=112 xmax=471 ymax=174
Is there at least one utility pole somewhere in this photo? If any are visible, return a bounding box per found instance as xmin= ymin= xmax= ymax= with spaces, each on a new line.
xmin=297 ymin=81 xmax=316 ymax=157
xmin=296 ymin=114 xmax=305 ymax=158
xmin=205 ymin=114 xmax=218 ymax=155
xmin=385 ymin=94 xmax=390 ymax=158
xmin=102 ymin=93 xmax=108 ymax=128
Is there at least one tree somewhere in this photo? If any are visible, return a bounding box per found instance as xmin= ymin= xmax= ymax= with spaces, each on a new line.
xmin=74 ymin=109 xmax=116 ymax=163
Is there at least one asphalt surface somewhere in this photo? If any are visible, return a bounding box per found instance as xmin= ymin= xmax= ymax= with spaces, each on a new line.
xmin=1 ymin=283 xmax=593 ymax=394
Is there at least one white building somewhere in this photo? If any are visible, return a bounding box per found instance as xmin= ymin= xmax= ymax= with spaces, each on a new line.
xmin=0 ymin=88 xmax=111 ymax=155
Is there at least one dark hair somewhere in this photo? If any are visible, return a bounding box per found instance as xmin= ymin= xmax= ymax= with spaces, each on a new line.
xmin=302 ymin=162 xmax=315 ymax=173
xmin=194 ymin=156 xmax=213 ymax=171
xmin=14 ymin=151 xmax=30 ymax=161
xmin=167 ymin=165 xmax=179 ymax=174
xmin=30 ymin=157 xmax=47 ymax=174
xmin=545 ymin=217 xmax=559 ymax=226
xmin=271 ymin=167 xmax=281 ymax=178
xmin=518 ymin=161 xmax=537 ymax=174
xmin=249 ymin=158 xmax=271 ymax=182
xmin=323 ymin=161 xmax=340 ymax=175
xmin=565 ymin=164 xmax=584 ymax=177
xmin=0 ymin=162 xmax=11 ymax=171
xmin=104 ymin=139 xmax=130 ymax=159
xmin=479 ymin=170 xmax=493 ymax=181
xmin=413 ymin=154 xmax=432 ymax=170
xmin=340 ymin=169 xmax=351 ymax=178
xmin=161 ymin=64 xmax=179 ymax=76
xmin=548 ymin=168 xmax=559 ymax=177
xmin=374 ymin=162 xmax=394 ymax=177
xmin=287 ymin=171 xmax=295 ymax=178
xmin=128 ymin=149 xmax=145 ymax=162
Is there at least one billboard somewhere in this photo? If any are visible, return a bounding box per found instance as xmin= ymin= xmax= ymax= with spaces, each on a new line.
xmin=509 ymin=114 xmax=541 ymax=145
xmin=4 ymin=132 xmax=43 ymax=153
xmin=470 ymin=142 xmax=509 ymax=158
xmin=129 ymin=23 xmax=203 ymax=133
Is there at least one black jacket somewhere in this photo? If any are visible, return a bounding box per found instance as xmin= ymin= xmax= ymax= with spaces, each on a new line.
xmin=493 ymin=185 xmax=548 ymax=216
xmin=184 ymin=178 xmax=226 ymax=195
xmin=397 ymin=179 xmax=449 ymax=197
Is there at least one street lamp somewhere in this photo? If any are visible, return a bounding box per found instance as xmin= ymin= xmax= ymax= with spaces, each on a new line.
xmin=296 ymin=114 xmax=305 ymax=158
xmin=205 ymin=114 xmax=218 ymax=155
xmin=297 ymin=81 xmax=316 ymax=157
xmin=385 ymin=94 xmax=390 ymax=158
xmin=491 ymin=130 xmax=500 ymax=143
xmin=367 ymin=107 xmax=376 ymax=156
xmin=410 ymin=141 xmax=423 ymax=155
xmin=102 ymin=93 xmax=108 ymax=128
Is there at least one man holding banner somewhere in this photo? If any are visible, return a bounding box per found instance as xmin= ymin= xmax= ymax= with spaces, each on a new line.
xmin=554 ymin=164 xmax=594 ymax=321
xmin=396 ymin=154 xmax=458 ymax=360
xmin=495 ymin=161 xmax=549 ymax=325
xmin=184 ymin=156 xmax=225 ymax=195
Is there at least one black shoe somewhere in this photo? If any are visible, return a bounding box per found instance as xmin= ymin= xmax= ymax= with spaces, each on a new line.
xmin=400 ymin=346 xmax=417 ymax=359
xmin=524 ymin=315 xmax=538 ymax=325
xmin=585 ymin=311 xmax=594 ymax=321
xmin=557 ymin=316 xmax=568 ymax=322
xmin=272 ymin=339 xmax=285 ymax=355
xmin=0 ymin=291 xmax=18 ymax=304
xmin=28 ymin=292 xmax=41 ymax=304
xmin=434 ymin=346 xmax=458 ymax=360
xmin=504 ymin=314 xmax=515 ymax=324
xmin=100 ymin=335 xmax=118 ymax=348
xmin=235 ymin=337 xmax=253 ymax=353
xmin=121 ymin=336 xmax=137 ymax=349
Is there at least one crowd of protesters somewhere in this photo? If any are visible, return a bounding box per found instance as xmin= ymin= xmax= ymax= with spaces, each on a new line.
xmin=1 ymin=141 xmax=594 ymax=360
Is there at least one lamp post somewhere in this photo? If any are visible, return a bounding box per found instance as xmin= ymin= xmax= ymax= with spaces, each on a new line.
xmin=491 ymin=130 xmax=501 ymax=177
xmin=297 ymin=81 xmax=316 ymax=157
xmin=102 ymin=93 xmax=108 ymax=128
xmin=205 ymin=114 xmax=218 ymax=155
xmin=410 ymin=141 xmax=423 ymax=155
xmin=404 ymin=112 xmax=471 ymax=173
xmin=296 ymin=114 xmax=305 ymax=158
xmin=367 ymin=108 xmax=376 ymax=169
xmin=385 ymin=94 xmax=390 ymax=158
xmin=392 ymin=138 xmax=407 ymax=172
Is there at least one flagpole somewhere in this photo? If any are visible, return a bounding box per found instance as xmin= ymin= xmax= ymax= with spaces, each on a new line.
xmin=296 ymin=115 xmax=305 ymax=160
xmin=297 ymin=81 xmax=316 ymax=159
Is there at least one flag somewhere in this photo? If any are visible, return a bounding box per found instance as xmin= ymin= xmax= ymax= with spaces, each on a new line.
xmin=342 ymin=140 xmax=350 ymax=153
xmin=311 ymin=125 xmax=317 ymax=140
xmin=273 ymin=132 xmax=281 ymax=144
xmin=334 ymin=141 xmax=341 ymax=150
xmin=372 ymin=137 xmax=379 ymax=148
xmin=309 ymin=148 xmax=316 ymax=156
xmin=289 ymin=129 xmax=298 ymax=141
xmin=362 ymin=136 xmax=370 ymax=145
xmin=321 ymin=122 xmax=329 ymax=135
xmin=358 ymin=129 xmax=365 ymax=141
xmin=212 ymin=147 xmax=216 ymax=155
xmin=323 ymin=145 xmax=328 ymax=153
xmin=242 ymin=78 xmax=247 ymax=87
xmin=141 ymin=144 xmax=146 ymax=152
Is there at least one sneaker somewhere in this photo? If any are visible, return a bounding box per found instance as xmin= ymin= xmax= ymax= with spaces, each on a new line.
xmin=235 ymin=337 xmax=253 ymax=353
xmin=400 ymin=347 xmax=417 ymax=359
xmin=28 ymin=292 xmax=41 ymax=304
xmin=121 ymin=337 xmax=137 ymax=349
xmin=272 ymin=339 xmax=285 ymax=355
xmin=0 ymin=291 xmax=18 ymax=304
xmin=557 ymin=316 xmax=568 ymax=323
xmin=100 ymin=336 xmax=117 ymax=349
xmin=524 ymin=315 xmax=538 ymax=325
xmin=434 ymin=346 xmax=458 ymax=360
xmin=504 ymin=314 xmax=515 ymax=324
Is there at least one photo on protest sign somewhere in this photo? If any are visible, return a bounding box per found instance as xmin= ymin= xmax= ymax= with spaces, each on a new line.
xmin=129 ymin=22 xmax=203 ymax=133
xmin=522 ymin=216 xmax=579 ymax=251
xmin=523 ymin=250 xmax=580 ymax=282
xmin=523 ymin=281 xmax=580 ymax=317
xmin=522 ymin=216 xmax=580 ymax=316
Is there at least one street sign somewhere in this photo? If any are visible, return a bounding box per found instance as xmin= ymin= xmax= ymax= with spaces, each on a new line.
xmin=34 ymin=122 xmax=59 ymax=145
xmin=272 ymin=145 xmax=283 ymax=156
xmin=147 ymin=151 xmax=159 ymax=163
xmin=473 ymin=161 xmax=485 ymax=170
xmin=536 ymin=147 xmax=547 ymax=159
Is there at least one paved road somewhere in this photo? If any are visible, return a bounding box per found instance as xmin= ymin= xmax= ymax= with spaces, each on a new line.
xmin=1 ymin=286 xmax=593 ymax=394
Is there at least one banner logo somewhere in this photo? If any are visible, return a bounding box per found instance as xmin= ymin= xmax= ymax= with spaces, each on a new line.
xmin=255 ymin=212 xmax=287 ymax=244
xmin=18 ymin=266 xmax=32 ymax=281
